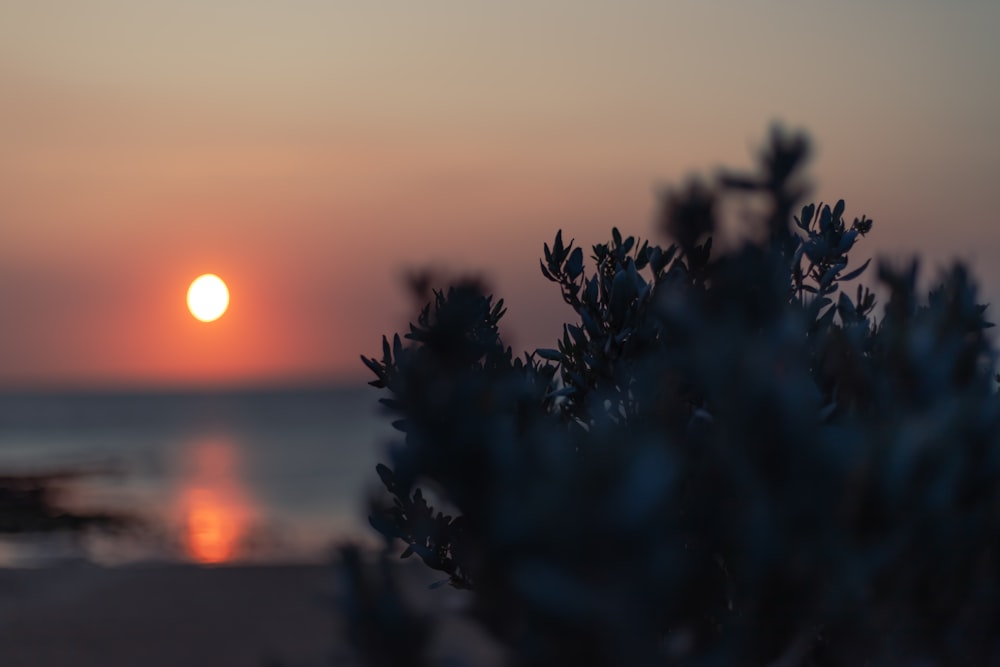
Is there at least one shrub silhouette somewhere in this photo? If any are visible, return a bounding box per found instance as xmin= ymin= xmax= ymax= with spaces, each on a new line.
xmin=344 ymin=127 xmax=999 ymax=666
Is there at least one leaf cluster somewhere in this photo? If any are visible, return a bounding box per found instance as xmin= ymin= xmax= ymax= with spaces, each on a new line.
xmin=345 ymin=128 xmax=1000 ymax=667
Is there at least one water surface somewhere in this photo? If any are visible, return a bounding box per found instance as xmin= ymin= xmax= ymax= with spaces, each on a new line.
xmin=0 ymin=385 xmax=392 ymax=565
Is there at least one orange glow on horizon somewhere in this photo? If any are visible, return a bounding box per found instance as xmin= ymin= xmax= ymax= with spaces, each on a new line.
xmin=177 ymin=437 xmax=255 ymax=564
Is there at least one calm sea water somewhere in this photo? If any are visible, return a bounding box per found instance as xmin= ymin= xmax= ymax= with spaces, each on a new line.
xmin=0 ymin=385 xmax=394 ymax=566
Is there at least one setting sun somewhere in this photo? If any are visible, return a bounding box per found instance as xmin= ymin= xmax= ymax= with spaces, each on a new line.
xmin=187 ymin=274 xmax=230 ymax=322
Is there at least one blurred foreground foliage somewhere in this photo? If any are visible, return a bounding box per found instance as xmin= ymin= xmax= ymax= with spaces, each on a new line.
xmin=344 ymin=128 xmax=999 ymax=666
xmin=0 ymin=471 xmax=132 ymax=536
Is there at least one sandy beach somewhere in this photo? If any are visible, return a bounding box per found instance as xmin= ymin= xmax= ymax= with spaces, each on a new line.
xmin=0 ymin=563 xmax=339 ymax=667
xmin=0 ymin=557 xmax=503 ymax=667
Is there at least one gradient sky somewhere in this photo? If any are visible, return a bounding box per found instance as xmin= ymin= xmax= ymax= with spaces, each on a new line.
xmin=1 ymin=1 xmax=998 ymax=388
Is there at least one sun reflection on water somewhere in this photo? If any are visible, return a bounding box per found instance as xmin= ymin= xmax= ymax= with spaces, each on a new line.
xmin=177 ymin=436 xmax=255 ymax=564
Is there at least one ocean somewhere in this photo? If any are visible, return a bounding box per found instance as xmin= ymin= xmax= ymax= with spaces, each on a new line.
xmin=0 ymin=385 xmax=394 ymax=566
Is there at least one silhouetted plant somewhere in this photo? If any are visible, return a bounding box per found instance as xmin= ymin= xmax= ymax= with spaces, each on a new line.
xmin=345 ymin=127 xmax=1000 ymax=666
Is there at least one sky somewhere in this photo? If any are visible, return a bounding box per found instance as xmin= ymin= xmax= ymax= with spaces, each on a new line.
xmin=1 ymin=1 xmax=998 ymax=389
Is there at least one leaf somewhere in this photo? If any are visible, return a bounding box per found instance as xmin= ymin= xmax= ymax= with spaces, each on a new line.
xmin=566 ymin=247 xmax=584 ymax=279
xmin=567 ymin=324 xmax=587 ymax=346
xmin=832 ymin=199 xmax=845 ymax=222
xmin=819 ymin=205 xmax=832 ymax=233
xmin=819 ymin=263 xmax=846 ymax=291
xmin=837 ymin=292 xmax=857 ymax=324
xmin=840 ymin=258 xmax=871 ymax=282
xmin=580 ymin=309 xmax=602 ymax=337
xmin=809 ymin=297 xmax=833 ymax=319
xmin=797 ymin=203 xmax=815 ymax=229
xmin=802 ymin=203 xmax=815 ymax=224
xmin=634 ymin=244 xmax=650 ymax=270
xmin=660 ymin=244 xmax=677 ymax=270
xmin=803 ymin=238 xmax=828 ymax=263
xmin=837 ymin=228 xmax=858 ymax=253
xmin=360 ymin=355 xmax=383 ymax=376
xmin=536 ymin=348 xmax=562 ymax=361
xmin=852 ymin=215 xmax=873 ymax=235
xmin=375 ymin=463 xmax=396 ymax=490
xmin=816 ymin=303 xmax=837 ymax=329
xmin=790 ymin=240 xmax=805 ymax=270
xmin=583 ymin=277 xmax=599 ymax=305
xmin=492 ymin=297 xmax=507 ymax=320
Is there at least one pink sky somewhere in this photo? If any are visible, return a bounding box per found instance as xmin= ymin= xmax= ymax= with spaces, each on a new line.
xmin=1 ymin=1 xmax=998 ymax=388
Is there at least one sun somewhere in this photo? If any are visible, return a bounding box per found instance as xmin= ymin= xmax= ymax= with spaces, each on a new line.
xmin=187 ymin=274 xmax=230 ymax=322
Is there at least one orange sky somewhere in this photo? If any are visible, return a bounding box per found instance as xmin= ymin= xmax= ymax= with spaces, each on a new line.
xmin=1 ymin=1 xmax=999 ymax=388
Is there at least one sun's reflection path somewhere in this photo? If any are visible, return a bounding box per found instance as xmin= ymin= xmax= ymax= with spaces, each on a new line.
xmin=177 ymin=436 xmax=256 ymax=564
